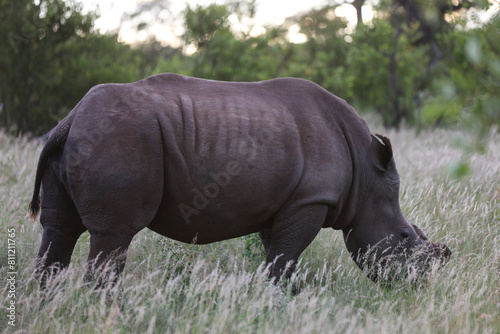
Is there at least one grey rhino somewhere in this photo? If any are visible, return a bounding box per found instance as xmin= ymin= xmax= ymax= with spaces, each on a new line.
xmin=29 ymin=74 xmax=450 ymax=286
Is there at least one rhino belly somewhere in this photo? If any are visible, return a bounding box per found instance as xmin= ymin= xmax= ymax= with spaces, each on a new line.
xmin=147 ymin=145 xmax=303 ymax=244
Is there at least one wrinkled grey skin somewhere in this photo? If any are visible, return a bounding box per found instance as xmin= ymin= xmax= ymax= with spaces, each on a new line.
xmin=29 ymin=74 xmax=451 ymax=287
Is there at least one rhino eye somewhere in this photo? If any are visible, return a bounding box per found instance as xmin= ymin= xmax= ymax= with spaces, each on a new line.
xmin=400 ymin=232 xmax=409 ymax=239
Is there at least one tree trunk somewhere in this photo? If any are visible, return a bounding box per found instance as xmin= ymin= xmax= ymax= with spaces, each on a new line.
xmin=352 ymin=0 xmax=365 ymax=26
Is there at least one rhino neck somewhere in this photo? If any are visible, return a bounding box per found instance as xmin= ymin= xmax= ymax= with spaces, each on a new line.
xmin=331 ymin=112 xmax=372 ymax=231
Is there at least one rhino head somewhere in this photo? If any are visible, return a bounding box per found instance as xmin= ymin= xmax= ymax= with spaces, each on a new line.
xmin=343 ymin=134 xmax=451 ymax=284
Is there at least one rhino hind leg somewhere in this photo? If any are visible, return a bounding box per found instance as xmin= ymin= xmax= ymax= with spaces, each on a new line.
xmin=80 ymin=197 xmax=159 ymax=289
xmin=75 ymin=180 xmax=163 ymax=289
xmin=84 ymin=232 xmax=135 ymax=289
xmin=36 ymin=157 xmax=86 ymax=288
xmin=265 ymin=204 xmax=327 ymax=284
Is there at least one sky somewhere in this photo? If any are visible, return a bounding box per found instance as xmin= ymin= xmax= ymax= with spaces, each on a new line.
xmin=79 ymin=0 xmax=362 ymax=46
xmin=78 ymin=0 xmax=499 ymax=47
xmin=82 ymin=0 xmax=337 ymax=31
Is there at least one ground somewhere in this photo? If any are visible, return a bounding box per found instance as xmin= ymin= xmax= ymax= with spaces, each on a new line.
xmin=0 ymin=124 xmax=498 ymax=333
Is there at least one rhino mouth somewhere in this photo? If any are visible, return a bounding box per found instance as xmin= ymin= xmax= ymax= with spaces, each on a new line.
xmin=357 ymin=242 xmax=452 ymax=285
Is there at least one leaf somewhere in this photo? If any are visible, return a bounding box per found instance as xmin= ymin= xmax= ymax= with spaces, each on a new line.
xmin=448 ymin=161 xmax=470 ymax=179
xmin=465 ymin=37 xmax=481 ymax=66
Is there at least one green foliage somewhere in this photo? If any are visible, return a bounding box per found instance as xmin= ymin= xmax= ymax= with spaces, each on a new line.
xmin=346 ymin=19 xmax=431 ymax=126
xmin=283 ymin=6 xmax=352 ymax=96
xmin=421 ymin=14 xmax=500 ymax=132
xmin=152 ymin=48 xmax=194 ymax=76
xmin=156 ymin=237 xmax=194 ymax=282
xmin=0 ymin=0 xmax=150 ymax=135
xmin=241 ymin=233 xmax=266 ymax=264
xmin=0 ymin=0 xmax=498 ymax=135
xmin=184 ymin=3 xmax=232 ymax=49
xmin=173 ymin=0 xmax=499 ymax=131
xmin=182 ymin=3 xmax=289 ymax=81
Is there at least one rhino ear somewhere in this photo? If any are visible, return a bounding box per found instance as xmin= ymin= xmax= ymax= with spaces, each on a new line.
xmin=370 ymin=134 xmax=393 ymax=171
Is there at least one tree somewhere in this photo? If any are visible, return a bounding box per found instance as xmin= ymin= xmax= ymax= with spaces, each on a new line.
xmin=182 ymin=3 xmax=290 ymax=81
xmin=352 ymin=0 xmax=366 ymax=26
xmin=421 ymin=13 xmax=500 ymax=129
xmin=0 ymin=0 xmax=150 ymax=135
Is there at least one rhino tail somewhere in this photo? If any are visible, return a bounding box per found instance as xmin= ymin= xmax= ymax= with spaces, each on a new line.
xmin=29 ymin=113 xmax=74 ymax=221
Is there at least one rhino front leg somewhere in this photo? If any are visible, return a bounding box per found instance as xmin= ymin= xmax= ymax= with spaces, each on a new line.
xmin=266 ymin=204 xmax=327 ymax=283
xmin=259 ymin=228 xmax=272 ymax=255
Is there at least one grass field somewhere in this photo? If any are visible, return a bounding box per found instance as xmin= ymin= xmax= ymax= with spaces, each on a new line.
xmin=0 ymin=126 xmax=499 ymax=333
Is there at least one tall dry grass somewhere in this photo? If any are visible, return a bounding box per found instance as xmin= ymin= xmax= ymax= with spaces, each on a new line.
xmin=0 ymin=126 xmax=498 ymax=333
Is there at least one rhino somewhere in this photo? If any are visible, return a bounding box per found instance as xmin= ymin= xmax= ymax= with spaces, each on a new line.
xmin=29 ymin=74 xmax=451 ymax=287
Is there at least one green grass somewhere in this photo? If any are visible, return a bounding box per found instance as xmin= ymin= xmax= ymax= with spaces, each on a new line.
xmin=0 ymin=127 xmax=499 ymax=333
